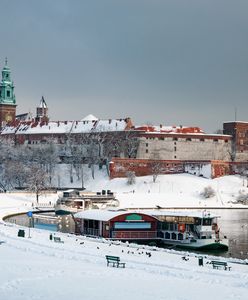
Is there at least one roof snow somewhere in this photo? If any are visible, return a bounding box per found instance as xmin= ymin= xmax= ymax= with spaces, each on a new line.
xmin=81 ymin=114 xmax=98 ymax=121
xmin=1 ymin=118 xmax=129 ymax=135
xmin=74 ymin=209 xmax=219 ymax=221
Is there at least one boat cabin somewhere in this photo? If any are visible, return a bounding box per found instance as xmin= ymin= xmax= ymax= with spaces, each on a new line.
xmin=152 ymin=210 xmax=218 ymax=242
xmin=74 ymin=210 xmax=158 ymax=241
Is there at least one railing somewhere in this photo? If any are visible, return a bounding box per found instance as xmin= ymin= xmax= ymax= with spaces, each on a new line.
xmin=111 ymin=231 xmax=158 ymax=240
xmin=83 ymin=228 xmax=101 ymax=237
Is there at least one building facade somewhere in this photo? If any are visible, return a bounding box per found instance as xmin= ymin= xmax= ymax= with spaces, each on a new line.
xmin=223 ymin=122 xmax=248 ymax=162
xmin=136 ymin=132 xmax=232 ymax=161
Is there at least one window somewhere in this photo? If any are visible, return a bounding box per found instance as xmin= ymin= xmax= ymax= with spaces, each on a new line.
xmin=114 ymin=222 xmax=151 ymax=229
xmin=173 ymin=137 xmax=178 ymax=141
xmin=200 ymin=138 xmax=205 ymax=142
xmin=159 ymin=137 xmax=164 ymax=140
xmin=186 ymin=138 xmax=191 ymax=141
xmin=146 ymin=143 xmax=148 ymax=147
xmin=174 ymin=142 xmax=177 ymax=145
xmin=6 ymin=90 xmax=10 ymax=97
xmin=174 ymin=147 xmax=177 ymax=151
xmin=146 ymin=149 xmax=148 ymax=153
xmin=174 ymin=155 xmax=177 ymax=159
xmin=225 ymin=140 xmax=228 ymax=143
xmin=213 ymin=139 xmax=218 ymax=142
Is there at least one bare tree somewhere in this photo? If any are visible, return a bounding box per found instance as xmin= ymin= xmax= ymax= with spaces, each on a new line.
xmin=150 ymin=153 xmax=164 ymax=183
xmin=26 ymin=164 xmax=50 ymax=203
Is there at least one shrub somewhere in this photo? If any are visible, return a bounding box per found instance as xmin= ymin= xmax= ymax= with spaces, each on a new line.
xmin=126 ymin=171 xmax=136 ymax=185
xmin=201 ymin=186 xmax=215 ymax=198
xmin=236 ymin=192 xmax=248 ymax=205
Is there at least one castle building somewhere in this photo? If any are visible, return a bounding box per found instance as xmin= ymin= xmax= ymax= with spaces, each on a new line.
xmin=0 ymin=59 xmax=16 ymax=128
xmin=1 ymin=59 xmax=248 ymax=179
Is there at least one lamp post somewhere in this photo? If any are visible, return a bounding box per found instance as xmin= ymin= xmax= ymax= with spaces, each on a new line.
xmin=27 ymin=211 xmax=33 ymax=238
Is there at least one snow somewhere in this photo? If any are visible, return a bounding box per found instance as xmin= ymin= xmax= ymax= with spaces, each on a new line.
xmin=1 ymin=118 xmax=129 ymax=135
xmin=74 ymin=209 xmax=218 ymax=221
xmin=81 ymin=114 xmax=98 ymax=121
xmin=1 ymin=174 xmax=248 ymax=299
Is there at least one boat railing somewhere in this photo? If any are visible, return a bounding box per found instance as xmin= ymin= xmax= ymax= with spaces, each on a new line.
xmin=111 ymin=231 xmax=158 ymax=240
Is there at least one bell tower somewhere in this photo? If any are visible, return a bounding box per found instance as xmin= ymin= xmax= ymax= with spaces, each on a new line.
xmin=0 ymin=58 xmax=16 ymax=128
xmin=36 ymin=96 xmax=49 ymax=122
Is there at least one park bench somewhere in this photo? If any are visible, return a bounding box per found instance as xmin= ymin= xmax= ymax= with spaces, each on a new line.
xmin=53 ymin=237 xmax=64 ymax=243
xmin=211 ymin=260 xmax=231 ymax=271
xmin=105 ymin=255 xmax=126 ymax=268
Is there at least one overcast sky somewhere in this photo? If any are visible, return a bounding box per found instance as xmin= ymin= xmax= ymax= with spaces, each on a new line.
xmin=0 ymin=0 xmax=247 ymax=132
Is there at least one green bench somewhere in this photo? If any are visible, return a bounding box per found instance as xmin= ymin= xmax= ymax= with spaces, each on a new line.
xmin=211 ymin=260 xmax=231 ymax=271
xmin=54 ymin=237 xmax=64 ymax=243
xmin=105 ymin=255 xmax=126 ymax=268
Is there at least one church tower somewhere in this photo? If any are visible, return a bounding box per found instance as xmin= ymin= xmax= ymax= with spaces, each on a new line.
xmin=36 ymin=96 xmax=48 ymax=122
xmin=0 ymin=58 xmax=16 ymax=128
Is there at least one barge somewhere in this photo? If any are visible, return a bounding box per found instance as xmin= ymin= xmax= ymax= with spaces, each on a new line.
xmin=74 ymin=209 xmax=228 ymax=251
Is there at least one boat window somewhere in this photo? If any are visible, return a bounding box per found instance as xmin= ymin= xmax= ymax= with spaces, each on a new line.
xmin=178 ymin=233 xmax=183 ymax=240
xmin=194 ymin=218 xmax=201 ymax=225
xmin=114 ymin=222 xmax=151 ymax=229
xmin=172 ymin=232 xmax=177 ymax=240
xmin=203 ymin=219 xmax=212 ymax=226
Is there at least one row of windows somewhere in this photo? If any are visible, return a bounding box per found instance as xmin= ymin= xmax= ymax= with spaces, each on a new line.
xmin=145 ymin=137 xmax=229 ymax=143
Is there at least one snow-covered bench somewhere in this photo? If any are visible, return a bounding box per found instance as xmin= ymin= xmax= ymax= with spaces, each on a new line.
xmin=211 ymin=260 xmax=231 ymax=271
xmin=105 ymin=255 xmax=126 ymax=268
xmin=54 ymin=237 xmax=64 ymax=243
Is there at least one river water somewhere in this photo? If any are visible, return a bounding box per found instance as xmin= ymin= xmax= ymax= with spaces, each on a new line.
xmin=5 ymin=209 xmax=248 ymax=260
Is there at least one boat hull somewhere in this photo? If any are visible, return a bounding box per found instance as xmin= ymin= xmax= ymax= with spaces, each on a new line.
xmin=55 ymin=209 xmax=72 ymax=216
xmin=162 ymin=239 xmax=229 ymax=251
xmin=55 ymin=204 xmax=79 ymax=215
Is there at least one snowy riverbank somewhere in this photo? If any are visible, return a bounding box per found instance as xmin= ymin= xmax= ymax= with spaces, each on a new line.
xmin=1 ymin=216 xmax=248 ymax=300
xmin=0 ymin=174 xmax=248 ymax=299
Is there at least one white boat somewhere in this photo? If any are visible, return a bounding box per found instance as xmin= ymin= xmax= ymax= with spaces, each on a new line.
xmin=151 ymin=210 xmax=228 ymax=251
xmin=55 ymin=189 xmax=119 ymax=215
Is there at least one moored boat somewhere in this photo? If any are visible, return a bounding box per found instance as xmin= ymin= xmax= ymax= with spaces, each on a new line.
xmin=55 ymin=189 xmax=119 ymax=215
xmin=153 ymin=210 xmax=228 ymax=251
xmin=74 ymin=209 xmax=228 ymax=251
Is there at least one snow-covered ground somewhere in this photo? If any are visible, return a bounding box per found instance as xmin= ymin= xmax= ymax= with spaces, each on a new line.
xmin=56 ymin=165 xmax=248 ymax=209
xmin=1 ymin=218 xmax=248 ymax=299
xmin=0 ymin=173 xmax=248 ymax=299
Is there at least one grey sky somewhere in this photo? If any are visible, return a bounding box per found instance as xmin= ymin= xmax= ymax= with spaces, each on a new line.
xmin=0 ymin=0 xmax=247 ymax=132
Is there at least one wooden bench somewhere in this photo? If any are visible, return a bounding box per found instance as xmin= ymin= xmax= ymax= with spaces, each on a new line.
xmin=211 ymin=260 xmax=231 ymax=271
xmin=54 ymin=237 xmax=64 ymax=243
xmin=105 ymin=255 xmax=126 ymax=268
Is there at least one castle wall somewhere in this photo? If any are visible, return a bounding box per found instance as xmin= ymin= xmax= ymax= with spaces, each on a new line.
xmin=136 ymin=134 xmax=232 ymax=161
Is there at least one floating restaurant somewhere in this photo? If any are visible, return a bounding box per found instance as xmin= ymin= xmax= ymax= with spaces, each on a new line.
xmin=74 ymin=209 xmax=229 ymax=251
